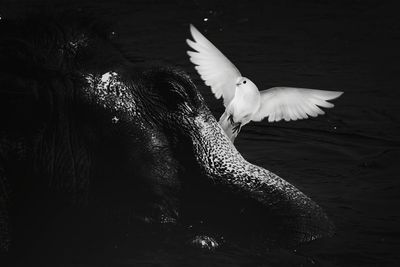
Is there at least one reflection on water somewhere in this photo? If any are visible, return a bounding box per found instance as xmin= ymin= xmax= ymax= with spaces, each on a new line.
xmin=1 ymin=0 xmax=399 ymax=266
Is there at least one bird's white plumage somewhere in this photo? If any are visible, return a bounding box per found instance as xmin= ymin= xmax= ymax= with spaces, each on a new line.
xmin=186 ymin=24 xmax=241 ymax=106
xmin=186 ymin=25 xmax=343 ymax=143
xmin=252 ymin=87 xmax=343 ymax=122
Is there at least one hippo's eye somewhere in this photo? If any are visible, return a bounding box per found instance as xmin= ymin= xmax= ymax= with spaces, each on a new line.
xmin=243 ymin=80 xmax=247 ymax=84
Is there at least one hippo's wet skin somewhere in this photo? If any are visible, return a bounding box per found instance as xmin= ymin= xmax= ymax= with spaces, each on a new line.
xmin=0 ymin=15 xmax=334 ymax=258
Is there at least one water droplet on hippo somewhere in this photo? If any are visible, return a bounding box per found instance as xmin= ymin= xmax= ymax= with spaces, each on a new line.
xmin=111 ymin=116 xmax=119 ymax=124
xmin=190 ymin=235 xmax=219 ymax=250
xmin=109 ymin=31 xmax=117 ymax=40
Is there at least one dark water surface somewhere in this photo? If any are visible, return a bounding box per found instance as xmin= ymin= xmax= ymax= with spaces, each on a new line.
xmin=2 ymin=0 xmax=400 ymax=266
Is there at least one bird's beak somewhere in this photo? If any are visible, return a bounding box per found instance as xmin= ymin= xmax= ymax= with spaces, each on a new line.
xmin=236 ymin=83 xmax=241 ymax=86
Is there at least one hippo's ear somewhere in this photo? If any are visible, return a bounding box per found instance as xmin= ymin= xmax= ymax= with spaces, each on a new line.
xmin=141 ymin=67 xmax=202 ymax=114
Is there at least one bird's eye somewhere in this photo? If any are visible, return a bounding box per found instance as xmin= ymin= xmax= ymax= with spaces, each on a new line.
xmin=243 ymin=80 xmax=247 ymax=84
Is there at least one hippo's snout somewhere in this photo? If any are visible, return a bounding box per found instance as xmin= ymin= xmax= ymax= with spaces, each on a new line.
xmin=184 ymin=109 xmax=334 ymax=246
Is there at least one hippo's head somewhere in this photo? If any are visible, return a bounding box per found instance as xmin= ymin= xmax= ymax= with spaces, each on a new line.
xmin=0 ymin=14 xmax=334 ymax=255
xmin=124 ymin=67 xmax=335 ymax=247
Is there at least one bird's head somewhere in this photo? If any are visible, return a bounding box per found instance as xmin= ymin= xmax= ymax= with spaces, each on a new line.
xmin=236 ymin=77 xmax=258 ymax=92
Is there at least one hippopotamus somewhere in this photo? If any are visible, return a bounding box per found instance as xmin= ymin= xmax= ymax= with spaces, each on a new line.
xmin=0 ymin=14 xmax=334 ymax=261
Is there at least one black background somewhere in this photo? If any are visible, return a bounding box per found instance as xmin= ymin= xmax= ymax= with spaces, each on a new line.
xmin=1 ymin=0 xmax=399 ymax=266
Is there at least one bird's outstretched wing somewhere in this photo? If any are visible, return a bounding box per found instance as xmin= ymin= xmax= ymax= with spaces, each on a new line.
xmin=252 ymin=87 xmax=343 ymax=122
xmin=187 ymin=24 xmax=241 ymax=106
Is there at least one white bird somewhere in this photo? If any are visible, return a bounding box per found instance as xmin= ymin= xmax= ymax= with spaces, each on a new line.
xmin=186 ymin=25 xmax=343 ymax=143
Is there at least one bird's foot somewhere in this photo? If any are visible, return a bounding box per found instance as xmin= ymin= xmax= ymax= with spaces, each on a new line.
xmin=228 ymin=114 xmax=235 ymax=125
xmin=232 ymin=122 xmax=242 ymax=134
